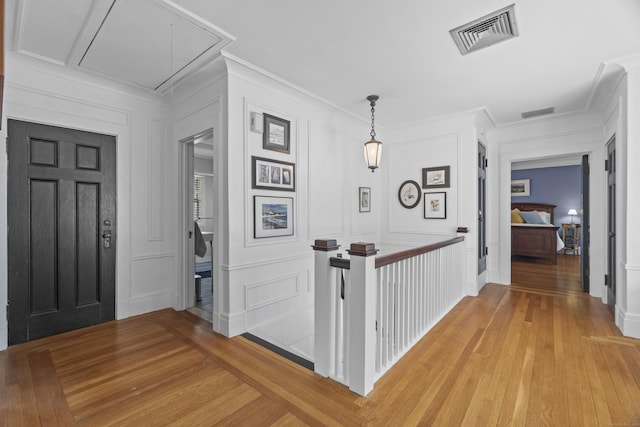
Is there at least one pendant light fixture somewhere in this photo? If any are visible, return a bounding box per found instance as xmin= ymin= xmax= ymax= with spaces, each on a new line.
xmin=364 ymin=95 xmax=382 ymax=172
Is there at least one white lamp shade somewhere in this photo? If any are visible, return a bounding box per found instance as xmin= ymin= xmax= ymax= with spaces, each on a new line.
xmin=568 ymin=209 xmax=578 ymax=215
xmin=364 ymin=139 xmax=382 ymax=172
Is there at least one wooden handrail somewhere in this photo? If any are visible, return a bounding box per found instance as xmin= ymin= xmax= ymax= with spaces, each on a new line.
xmin=321 ymin=236 xmax=465 ymax=270
xmin=375 ymin=236 xmax=464 ymax=268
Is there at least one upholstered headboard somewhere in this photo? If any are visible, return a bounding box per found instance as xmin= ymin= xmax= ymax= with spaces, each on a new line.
xmin=512 ymin=202 xmax=556 ymax=224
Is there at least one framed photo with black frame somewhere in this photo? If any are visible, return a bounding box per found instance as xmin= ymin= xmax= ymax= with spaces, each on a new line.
xmin=422 ymin=166 xmax=450 ymax=189
xmin=252 ymin=156 xmax=295 ymax=191
xmin=254 ymin=195 xmax=294 ymax=238
xmin=424 ymin=192 xmax=447 ymax=219
xmin=263 ymin=113 xmax=290 ymax=154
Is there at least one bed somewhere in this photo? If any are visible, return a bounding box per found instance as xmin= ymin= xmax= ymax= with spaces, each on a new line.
xmin=511 ymin=202 xmax=562 ymax=264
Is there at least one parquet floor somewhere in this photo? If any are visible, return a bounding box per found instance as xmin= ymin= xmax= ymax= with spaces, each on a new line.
xmin=2 ymin=255 xmax=640 ymax=425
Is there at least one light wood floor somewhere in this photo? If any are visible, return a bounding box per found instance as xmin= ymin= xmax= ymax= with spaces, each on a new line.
xmin=3 ymin=255 xmax=640 ymax=425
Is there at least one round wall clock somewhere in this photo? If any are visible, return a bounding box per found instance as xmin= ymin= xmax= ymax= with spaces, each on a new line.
xmin=398 ymin=180 xmax=422 ymax=208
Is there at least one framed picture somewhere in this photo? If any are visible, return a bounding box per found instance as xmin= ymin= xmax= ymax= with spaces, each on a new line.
xmin=359 ymin=187 xmax=371 ymax=212
xmin=398 ymin=180 xmax=422 ymax=209
xmin=254 ymin=196 xmax=294 ymax=238
xmin=424 ymin=192 xmax=447 ymax=219
xmin=263 ymin=113 xmax=290 ymax=154
xmin=422 ymin=166 xmax=450 ymax=189
xmin=252 ymin=156 xmax=295 ymax=191
xmin=511 ymin=179 xmax=530 ymax=196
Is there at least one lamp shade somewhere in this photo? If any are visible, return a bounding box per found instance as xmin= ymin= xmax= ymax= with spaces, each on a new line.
xmin=568 ymin=209 xmax=578 ymax=216
xmin=364 ymin=138 xmax=382 ymax=172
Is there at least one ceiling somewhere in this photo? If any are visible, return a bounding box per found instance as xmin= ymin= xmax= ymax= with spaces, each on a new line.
xmin=6 ymin=0 xmax=640 ymax=127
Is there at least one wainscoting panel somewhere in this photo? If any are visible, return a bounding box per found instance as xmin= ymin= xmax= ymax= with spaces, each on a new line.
xmin=308 ymin=122 xmax=344 ymax=239
xmin=245 ymin=274 xmax=300 ymax=310
xmin=147 ymin=117 xmax=165 ymax=241
xmin=129 ymin=254 xmax=174 ymax=315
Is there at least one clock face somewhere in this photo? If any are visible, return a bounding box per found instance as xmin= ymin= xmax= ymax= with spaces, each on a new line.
xmin=398 ymin=180 xmax=422 ymax=208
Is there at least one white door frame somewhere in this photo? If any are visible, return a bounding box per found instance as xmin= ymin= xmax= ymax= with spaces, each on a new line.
xmin=178 ymin=137 xmax=196 ymax=310
xmin=497 ymin=139 xmax=606 ymax=300
xmin=178 ymin=129 xmax=215 ymax=313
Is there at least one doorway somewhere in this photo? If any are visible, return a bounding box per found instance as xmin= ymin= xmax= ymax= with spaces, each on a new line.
xmin=510 ymin=159 xmax=586 ymax=293
xmin=180 ymin=129 xmax=215 ymax=322
xmin=7 ymin=120 xmax=116 ymax=345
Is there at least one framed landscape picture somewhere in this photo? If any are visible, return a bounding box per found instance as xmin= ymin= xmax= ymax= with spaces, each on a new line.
xmin=254 ymin=196 xmax=294 ymax=238
xmin=252 ymin=156 xmax=295 ymax=191
xmin=511 ymin=179 xmax=530 ymax=196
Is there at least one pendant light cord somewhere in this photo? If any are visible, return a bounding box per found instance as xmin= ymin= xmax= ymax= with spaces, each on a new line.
xmin=370 ymin=99 xmax=376 ymax=139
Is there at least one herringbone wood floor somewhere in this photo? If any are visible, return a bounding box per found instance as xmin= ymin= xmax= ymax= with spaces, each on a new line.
xmin=2 ymin=255 xmax=640 ymax=425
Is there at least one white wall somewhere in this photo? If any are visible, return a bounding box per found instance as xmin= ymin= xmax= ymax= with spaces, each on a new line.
xmin=603 ymin=56 xmax=640 ymax=338
xmin=382 ymin=112 xmax=485 ymax=296
xmin=0 ymin=52 xmax=176 ymax=349
xmin=622 ymin=61 xmax=640 ymax=338
xmin=487 ymin=113 xmax=606 ymax=299
xmin=167 ymin=59 xmax=227 ymax=328
xmin=175 ymin=55 xmax=379 ymax=337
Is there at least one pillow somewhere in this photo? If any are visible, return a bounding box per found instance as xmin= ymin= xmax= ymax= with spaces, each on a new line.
xmin=511 ymin=208 xmax=525 ymax=223
xmin=536 ymin=210 xmax=551 ymax=224
xmin=520 ymin=211 xmax=546 ymax=224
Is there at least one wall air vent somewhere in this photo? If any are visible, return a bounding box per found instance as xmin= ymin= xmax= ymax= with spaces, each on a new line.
xmin=450 ymin=4 xmax=519 ymax=55
xmin=521 ymin=107 xmax=555 ymax=119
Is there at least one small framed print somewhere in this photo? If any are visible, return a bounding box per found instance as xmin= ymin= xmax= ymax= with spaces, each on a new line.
xmin=511 ymin=179 xmax=530 ymax=196
xmin=252 ymin=156 xmax=295 ymax=191
xmin=359 ymin=187 xmax=371 ymax=212
xmin=422 ymin=166 xmax=450 ymax=189
xmin=263 ymin=113 xmax=290 ymax=154
xmin=254 ymin=196 xmax=294 ymax=238
xmin=424 ymin=192 xmax=447 ymax=219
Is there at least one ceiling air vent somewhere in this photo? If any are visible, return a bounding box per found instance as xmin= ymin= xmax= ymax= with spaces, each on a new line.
xmin=450 ymin=4 xmax=519 ymax=55
xmin=521 ymin=107 xmax=555 ymax=119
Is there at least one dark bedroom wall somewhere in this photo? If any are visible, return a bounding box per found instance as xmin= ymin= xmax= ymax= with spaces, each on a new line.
xmin=511 ymin=165 xmax=581 ymax=225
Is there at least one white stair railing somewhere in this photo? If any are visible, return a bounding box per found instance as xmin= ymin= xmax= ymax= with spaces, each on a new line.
xmin=312 ymin=237 xmax=465 ymax=396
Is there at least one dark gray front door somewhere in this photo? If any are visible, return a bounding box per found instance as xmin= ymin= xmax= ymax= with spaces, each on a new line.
xmin=8 ymin=120 xmax=116 ymax=345
xmin=606 ymin=136 xmax=616 ymax=314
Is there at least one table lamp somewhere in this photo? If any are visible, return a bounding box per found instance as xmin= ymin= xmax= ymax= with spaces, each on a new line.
xmin=568 ymin=209 xmax=577 ymax=223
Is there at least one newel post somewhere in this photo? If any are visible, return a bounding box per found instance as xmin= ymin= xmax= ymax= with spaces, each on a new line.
xmin=347 ymin=242 xmax=378 ymax=396
xmin=312 ymin=239 xmax=340 ymax=377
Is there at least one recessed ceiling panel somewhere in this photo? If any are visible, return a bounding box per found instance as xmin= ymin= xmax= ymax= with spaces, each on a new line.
xmin=79 ymin=0 xmax=233 ymax=92
xmin=16 ymin=0 xmax=94 ymax=64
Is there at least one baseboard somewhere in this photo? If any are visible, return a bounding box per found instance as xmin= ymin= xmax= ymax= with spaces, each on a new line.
xmin=216 ymin=311 xmax=246 ymax=338
xmin=617 ymin=306 xmax=640 ymax=339
xmin=127 ymin=291 xmax=172 ymax=317
xmin=0 ymin=320 xmax=7 ymax=351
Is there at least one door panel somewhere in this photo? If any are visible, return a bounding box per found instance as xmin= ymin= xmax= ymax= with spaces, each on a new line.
xmin=8 ymin=120 xmax=116 ymax=345
xmin=478 ymin=142 xmax=487 ymax=273
xmin=606 ymin=136 xmax=616 ymax=314
xmin=581 ymin=155 xmax=590 ymax=292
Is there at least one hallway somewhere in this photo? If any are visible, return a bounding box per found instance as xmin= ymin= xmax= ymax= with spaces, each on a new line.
xmin=2 ymin=255 xmax=639 ymax=425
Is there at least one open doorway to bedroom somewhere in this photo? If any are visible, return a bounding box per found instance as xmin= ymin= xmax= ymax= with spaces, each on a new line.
xmin=510 ymin=155 xmax=588 ymax=294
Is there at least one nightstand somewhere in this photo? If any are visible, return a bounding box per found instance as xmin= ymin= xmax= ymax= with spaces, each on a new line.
xmin=561 ymin=223 xmax=581 ymax=255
